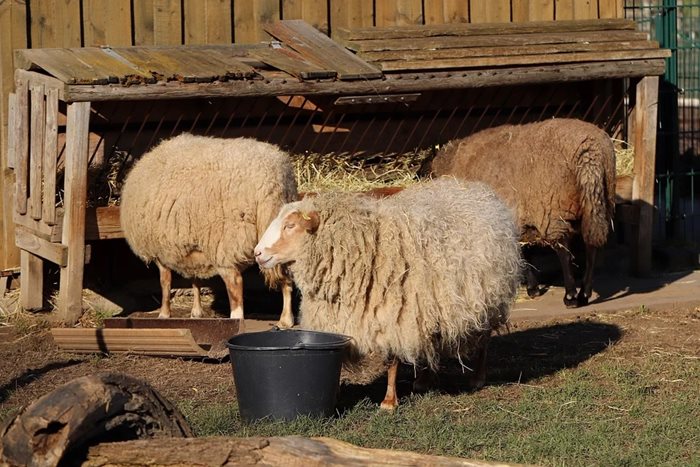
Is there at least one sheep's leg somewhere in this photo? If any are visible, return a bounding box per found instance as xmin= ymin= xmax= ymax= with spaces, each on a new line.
xmin=218 ymin=267 xmax=244 ymax=322
xmin=466 ymin=333 xmax=490 ymax=390
xmin=412 ymin=368 xmax=438 ymax=394
xmin=577 ymin=245 xmax=597 ymax=307
xmin=380 ymin=358 xmax=399 ymax=411
xmin=277 ymin=276 xmax=294 ymax=329
xmin=553 ymin=241 xmax=578 ymax=308
xmin=190 ymin=279 xmax=204 ymax=318
xmin=156 ymin=261 xmax=172 ymax=319
xmin=523 ymin=248 xmax=544 ymax=298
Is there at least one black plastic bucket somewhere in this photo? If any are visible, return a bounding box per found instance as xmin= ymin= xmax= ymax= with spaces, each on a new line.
xmin=226 ymin=329 xmax=352 ymax=422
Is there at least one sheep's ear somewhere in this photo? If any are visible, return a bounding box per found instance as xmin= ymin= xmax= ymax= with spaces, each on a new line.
xmin=300 ymin=211 xmax=320 ymax=234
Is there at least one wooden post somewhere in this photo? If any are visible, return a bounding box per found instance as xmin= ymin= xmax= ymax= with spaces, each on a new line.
xmin=57 ymin=101 xmax=90 ymax=324
xmin=631 ymin=75 xmax=660 ymax=276
xmin=19 ymin=250 xmax=44 ymax=310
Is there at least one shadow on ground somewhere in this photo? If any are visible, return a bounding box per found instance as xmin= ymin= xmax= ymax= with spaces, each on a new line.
xmin=337 ymin=320 xmax=623 ymax=411
xmin=0 ymin=360 xmax=84 ymax=405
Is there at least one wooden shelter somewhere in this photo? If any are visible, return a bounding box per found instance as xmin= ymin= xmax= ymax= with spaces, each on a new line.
xmin=6 ymin=19 xmax=668 ymax=323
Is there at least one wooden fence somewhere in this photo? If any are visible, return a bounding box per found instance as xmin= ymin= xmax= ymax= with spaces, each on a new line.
xmin=0 ymin=0 xmax=625 ymax=270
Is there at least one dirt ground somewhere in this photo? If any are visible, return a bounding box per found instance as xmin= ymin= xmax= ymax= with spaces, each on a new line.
xmin=1 ymin=302 xmax=699 ymax=416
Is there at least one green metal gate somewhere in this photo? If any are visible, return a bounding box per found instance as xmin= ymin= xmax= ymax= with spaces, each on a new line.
xmin=625 ymin=0 xmax=700 ymax=247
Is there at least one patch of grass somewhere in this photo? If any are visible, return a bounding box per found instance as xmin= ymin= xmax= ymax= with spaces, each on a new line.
xmin=181 ymin=349 xmax=699 ymax=466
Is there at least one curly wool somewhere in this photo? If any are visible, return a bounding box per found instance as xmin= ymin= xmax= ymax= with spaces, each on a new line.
xmin=428 ymin=118 xmax=616 ymax=248
xmin=120 ymin=133 xmax=298 ymax=287
xmin=291 ymin=178 xmax=522 ymax=372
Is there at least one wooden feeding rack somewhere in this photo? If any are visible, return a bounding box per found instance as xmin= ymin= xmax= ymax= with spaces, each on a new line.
xmin=6 ymin=19 xmax=669 ymax=324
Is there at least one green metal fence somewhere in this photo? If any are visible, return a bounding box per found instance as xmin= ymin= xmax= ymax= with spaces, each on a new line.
xmin=625 ymin=0 xmax=700 ymax=247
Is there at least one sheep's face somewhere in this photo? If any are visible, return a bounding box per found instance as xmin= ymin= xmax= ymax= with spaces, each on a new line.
xmin=255 ymin=203 xmax=319 ymax=269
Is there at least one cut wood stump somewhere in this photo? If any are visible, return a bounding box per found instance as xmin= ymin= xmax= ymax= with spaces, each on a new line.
xmin=82 ymin=436 xmax=523 ymax=467
xmin=0 ymin=373 xmax=193 ymax=467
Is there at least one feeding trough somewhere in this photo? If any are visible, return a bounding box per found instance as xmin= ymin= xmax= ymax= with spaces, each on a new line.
xmin=226 ymin=329 xmax=352 ymax=422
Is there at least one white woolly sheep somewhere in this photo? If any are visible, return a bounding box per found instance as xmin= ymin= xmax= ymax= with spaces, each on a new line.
xmin=423 ymin=118 xmax=616 ymax=308
xmin=254 ymin=178 xmax=522 ymax=410
xmin=120 ymin=133 xmax=298 ymax=329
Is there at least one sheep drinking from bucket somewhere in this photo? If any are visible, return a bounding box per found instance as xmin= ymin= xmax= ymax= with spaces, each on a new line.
xmin=120 ymin=134 xmax=298 ymax=329
xmin=422 ymin=118 xmax=616 ymax=308
xmin=254 ymin=178 xmax=522 ymax=410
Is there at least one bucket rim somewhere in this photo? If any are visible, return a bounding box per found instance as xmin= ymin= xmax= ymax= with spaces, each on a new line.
xmin=226 ymin=329 xmax=353 ymax=351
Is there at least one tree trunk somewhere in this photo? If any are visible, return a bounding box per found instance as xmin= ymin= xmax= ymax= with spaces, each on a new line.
xmin=82 ymin=436 xmax=519 ymax=467
xmin=0 ymin=372 xmax=192 ymax=467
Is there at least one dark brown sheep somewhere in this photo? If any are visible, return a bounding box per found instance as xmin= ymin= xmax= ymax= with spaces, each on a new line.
xmin=422 ymin=118 xmax=616 ymax=308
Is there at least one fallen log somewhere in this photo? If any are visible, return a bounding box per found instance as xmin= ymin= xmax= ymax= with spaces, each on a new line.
xmin=0 ymin=372 xmax=192 ymax=467
xmin=82 ymin=436 xmax=521 ymax=466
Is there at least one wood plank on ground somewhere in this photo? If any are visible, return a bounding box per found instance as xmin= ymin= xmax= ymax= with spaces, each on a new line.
xmin=264 ymin=20 xmax=382 ymax=80
xmin=249 ymin=46 xmax=336 ymax=79
xmin=335 ymin=18 xmax=636 ymax=42
xmin=50 ymin=328 xmax=211 ymax=357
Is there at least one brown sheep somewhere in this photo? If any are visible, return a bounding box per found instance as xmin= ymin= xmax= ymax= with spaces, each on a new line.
xmin=423 ymin=118 xmax=616 ymax=308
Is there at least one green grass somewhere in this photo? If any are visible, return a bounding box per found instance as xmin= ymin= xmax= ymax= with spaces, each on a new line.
xmin=179 ymin=352 xmax=700 ymax=466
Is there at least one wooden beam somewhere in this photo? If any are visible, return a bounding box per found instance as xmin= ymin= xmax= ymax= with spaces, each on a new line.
xmin=42 ymin=87 xmax=59 ymax=225
xmin=631 ymin=76 xmax=660 ymax=276
xmin=28 ymin=84 xmax=45 ymax=220
xmin=14 ymin=78 xmax=28 ymax=214
xmin=375 ymin=49 xmax=671 ymax=72
xmin=19 ymin=250 xmax=44 ymax=311
xmin=57 ymin=101 xmax=91 ymax=324
xmin=82 ymin=436 xmax=513 ymax=466
xmin=15 ymin=227 xmax=67 ymax=266
xmin=63 ymin=59 xmax=668 ymax=102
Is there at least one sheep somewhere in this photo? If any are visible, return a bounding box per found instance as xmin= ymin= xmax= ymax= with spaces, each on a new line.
xmin=422 ymin=118 xmax=616 ymax=308
xmin=120 ymin=133 xmax=298 ymax=329
xmin=254 ymin=178 xmax=522 ymax=410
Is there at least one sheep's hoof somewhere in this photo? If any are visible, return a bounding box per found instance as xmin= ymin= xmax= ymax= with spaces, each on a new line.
xmin=576 ymin=291 xmax=590 ymax=307
xmin=379 ymin=399 xmax=398 ymax=411
xmin=563 ymin=293 xmax=579 ymax=308
xmin=527 ymin=286 xmax=545 ymax=298
xmin=275 ymin=318 xmax=294 ymax=330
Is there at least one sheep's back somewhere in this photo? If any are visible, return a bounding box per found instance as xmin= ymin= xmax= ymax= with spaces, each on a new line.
xmin=120 ymin=134 xmax=296 ymax=278
xmin=430 ymin=119 xmax=611 ymax=244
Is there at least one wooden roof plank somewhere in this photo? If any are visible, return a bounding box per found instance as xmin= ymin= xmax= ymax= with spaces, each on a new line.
xmin=362 ymin=40 xmax=662 ymax=62
xmin=111 ymin=47 xmax=216 ymax=82
xmin=249 ymin=46 xmax=336 ymax=80
xmin=199 ymin=48 xmax=259 ymax=79
xmin=335 ymin=18 xmax=636 ymax=42
xmin=377 ymin=48 xmax=673 ymax=72
xmin=14 ymin=48 xmax=111 ymax=84
xmin=264 ymin=19 xmax=382 ymax=80
xmin=350 ymin=30 xmax=648 ymax=53
xmin=68 ymin=47 xmax=155 ymax=84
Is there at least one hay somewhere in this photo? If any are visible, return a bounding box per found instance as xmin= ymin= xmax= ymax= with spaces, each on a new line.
xmin=291 ymin=149 xmax=432 ymax=193
xmin=613 ymin=139 xmax=635 ymax=177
